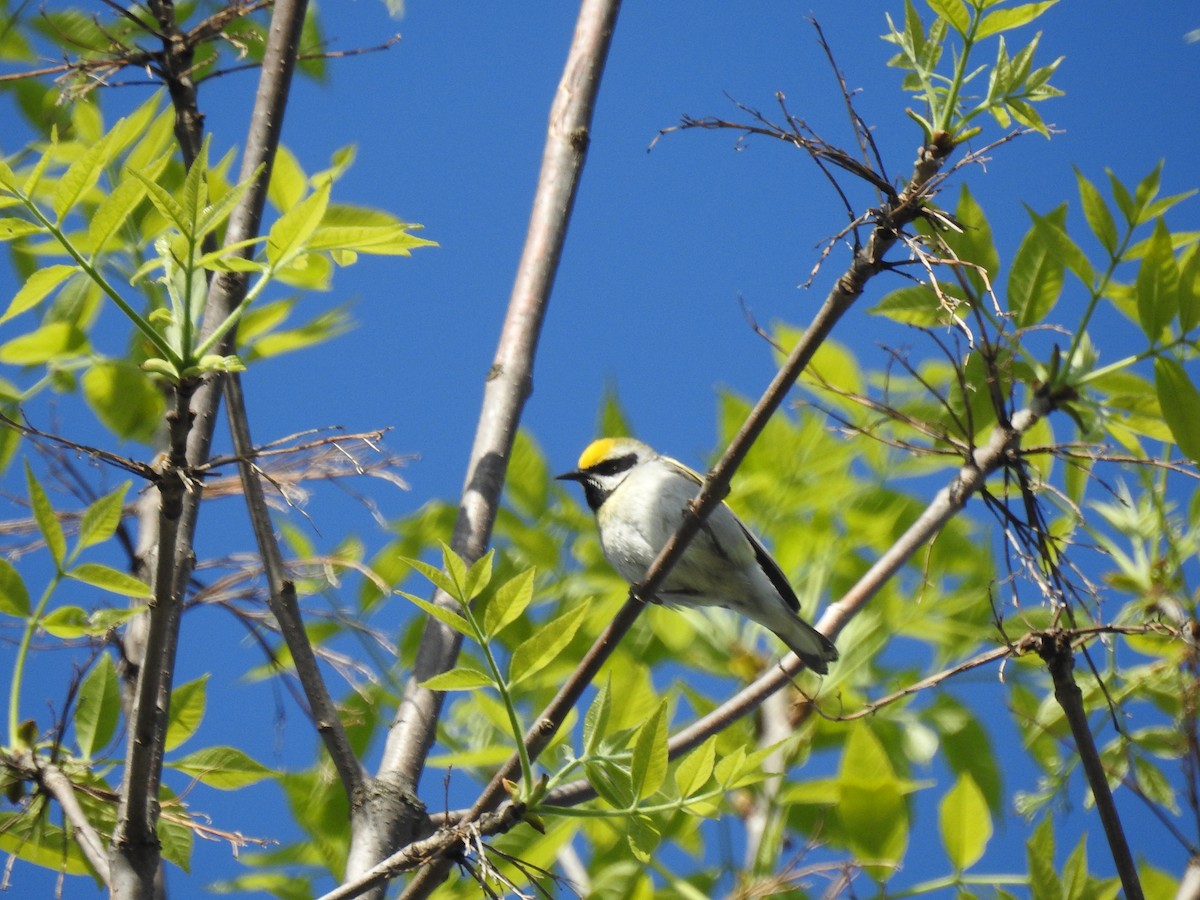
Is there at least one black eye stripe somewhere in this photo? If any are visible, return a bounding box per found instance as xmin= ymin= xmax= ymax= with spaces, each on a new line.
xmin=588 ymin=453 xmax=639 ymax=477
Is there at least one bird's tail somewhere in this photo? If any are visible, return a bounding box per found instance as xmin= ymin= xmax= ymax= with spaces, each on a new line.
xmin=771 ymin=613 xmax=838 ymax=675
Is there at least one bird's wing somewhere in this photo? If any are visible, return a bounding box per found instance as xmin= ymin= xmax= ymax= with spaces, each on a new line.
xmin=664 ymin=455 xmax=803 ymax=615
xmin=734 ymin=517 xmax=801 ymax=613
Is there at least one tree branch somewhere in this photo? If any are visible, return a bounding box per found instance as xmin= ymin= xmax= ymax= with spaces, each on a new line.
xmin=342 ymin=0 xmax=625 ymax=895
xmin=36 ymin=760 xmax=111 ymax=887
xmin=445 ymin=130 xmax=957 ymax=844
xmin=109 ymin=0 xmax=310 ymax=895
xmin=1038 ymin=631 xmax=1145 ymax=900
xmin=223 ymin=372 xmax=365 ymax=797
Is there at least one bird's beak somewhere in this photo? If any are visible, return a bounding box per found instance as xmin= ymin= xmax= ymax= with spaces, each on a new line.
xmin=555 ymin=470 xmax=585 ymax=482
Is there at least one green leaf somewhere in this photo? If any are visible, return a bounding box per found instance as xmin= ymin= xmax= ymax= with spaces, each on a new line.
xmin=77 ymin=482 xmax=130 ymax=551
xmin=1136 ymin=220 xmax=1180 ymax=340
xmin=975 ymin=1 xmax=1058 ymax=40
xmin=419 ymin=666 xmax=495 ymax=691
xmin=1062 ymin=831 xmax=1089 ymax=900
xmin=583 ymin=676 xmax=612 ymax=756
xmin=266 ymin=180 xmax=330 ymax=268
xmin=932 ymin=696 xmax=1003 ymax=812
xmin=1179 ymin=246 xmax=1200 ymax=333
xmin=926 ymin=0 xmax=969 ymax=35
xmin=630 ymin=699 xmax=669 ymax=800
xmin=1154 ymin=358 xmax=1200 ymax=463
xmin=165 ymin=676 xmax=208 ymax=752
xmin=483 ymin=567 xmax=535 ymax=638
xmin=0 ymin=813 xmax=92 ymax=875
xmin=170 ymin=746 xmax=275 ymax=790
xmin=82 ymin=360 xmax=166 ymax=443
xmin=41 ymin=605 xmax=91 ymax=639
xmin=396 ymin=590 xmax=474 ymax=638
xmin=940 ymin=772 xmax=992 ymax=870
xmin=66 ymin=562 xmax=152 ymax=598
xmin=675 ymin=734 xmax=718 ymax=798
xmin=178 ymin=139 xmax=210 ymax=235
xmin=86 ymin=168 xmax=150 ymax=257
xmin=1075 ymin=168 xmax=1118 ymax=257
xmin=508 ymin=602 xmax=588 ymax=685
xmin=837 ymin=723 xmax=910 ymax=867
xmin=0 ymin=559 xmax=30 ymax=616
xmin=75 ymin=653 xmax=120 ymax=757
xmin=462 ymin=549 xmax=494 ymax=602
xmin=1108 ymin=169 xmax=1135 ymax=224
xmin=2 ymin=265 xmax=77 ymax=324
xmin=267 ymin=145 xmax=308 ymax=212
xmin=1032 ymin=211 xmax=1095 ymax=287
xmin=0 ymin=217 xmax=45 ymax=241
xmin=1026 ymin=816 xmax=1060 ymax=897
xmin=131 ymin=168 xmax=187 ymax=234
xmin=869 ymin=284 xmax=949 ymax=327
xmin=26 ymin=461 xmax=65 ymax=568
xmin=158 ymin=798 xmax=194 ymax=873
xmin=0 ymin=321 xmax=87 ymax=365
xmin=51 ymin=133 xmax=111 ymax=221
xmin=401 ymin=555 xmax=459 ymax=600
xmin=1009 ymin=208 xmax=1065 ymax=327
xmin=627 ymin=813 xmax=661 ymax=864
xmin=585 ymin=759 xmax=634 ymax=810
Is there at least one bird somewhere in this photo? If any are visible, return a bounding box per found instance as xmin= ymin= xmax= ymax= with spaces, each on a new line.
xmin=556 ymin=437 xmax=838 ymax=674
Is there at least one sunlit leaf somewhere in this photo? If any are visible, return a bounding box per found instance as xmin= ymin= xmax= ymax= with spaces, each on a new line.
xmin=483 ymin=567 xmax=535 ymax=638
xmin=75 ymin=654 xmax=120 ymax=757
xmin=0 ymin=559 xmax=30 ymax=616
xmin=630 ymin=699 xmax=669 ymax=800
xmin=0 ymin=321 xmax=87 ymax=365
xmin=675 ymin=734 xmax=718 ymax=798
xmin=169 ymin=746 xmax=275 ymax=790
xmin=1154 ymin=358 xmax=1200 ymax=463
xmin=419 ymin=666 xmax=494 ymax=691
xmin=26 ymin=461 xmax=65 ymax=567
xmin=166 ymin=676 xmax=209 ymax=752
xmin=1 ymin=265 xmax=76 ymax=324
xmin=940 ymin=772 xmax=992 ymax=870
xmin=1009 ymin=207 xmax=1065 ymax=327
xmin=67 ymin=562 xmax=152 ymax=598
xmin=395 ymin=590 xmax=473 ymax=638
xmin=77 ymin=481 xmax=130 ymax=551
xmin=975 ymin=1 xmax=1058 ymax=40
xmin=1135 ymin=219 xmax=1180 ymax=340
xmin=1074 ymin=167 xmax=1118 ymax=257
xmin=508 ymin=603 xmax=587 ymax=685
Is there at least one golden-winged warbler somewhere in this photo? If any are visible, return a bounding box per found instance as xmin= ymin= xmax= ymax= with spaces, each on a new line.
xmin=557 ymin=437 xmax=838 ymax=674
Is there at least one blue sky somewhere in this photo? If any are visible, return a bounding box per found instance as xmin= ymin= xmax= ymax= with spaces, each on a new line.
xmin=2 ymin=1 xmax=1199 ymax=896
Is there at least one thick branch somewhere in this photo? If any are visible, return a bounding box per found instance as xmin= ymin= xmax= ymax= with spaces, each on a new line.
xmin=344 ymin=0 xmax=624 ymax=894
xmin=1038 ymin=631 xmax=1145 ymax=900
xmin=109 ymin=0 xmax=309 ymax=895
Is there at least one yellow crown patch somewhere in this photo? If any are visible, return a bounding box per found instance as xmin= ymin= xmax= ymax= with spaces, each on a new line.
xmin=577 ymin=438 xmax=621 ymax=470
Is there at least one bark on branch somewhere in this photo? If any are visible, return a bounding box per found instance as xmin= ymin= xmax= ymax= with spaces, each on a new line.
xmin=1039 ymin=631 xmax=1145 ymax=900
xmin=343 ymin=0 xmax=625 ymax=896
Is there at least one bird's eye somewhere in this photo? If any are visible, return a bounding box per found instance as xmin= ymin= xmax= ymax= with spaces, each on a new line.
xmin=590 ymin=453 xmax=638 ymax=477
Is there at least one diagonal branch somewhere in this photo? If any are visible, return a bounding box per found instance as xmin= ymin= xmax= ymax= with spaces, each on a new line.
xmin=455 ymin=129 xmax=956 ymax=833
xmin=223 ymin=372 xmax=365 ymax=797
xmin=36 ymin=760 xmax=111 ymax=886
xmin=1038 ymin=631 xmax=1145 ymax=900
